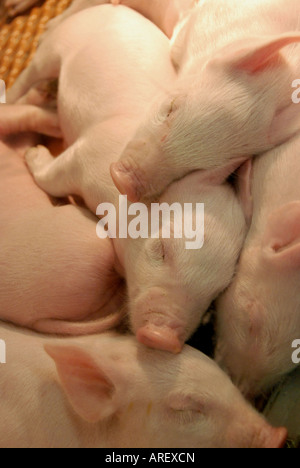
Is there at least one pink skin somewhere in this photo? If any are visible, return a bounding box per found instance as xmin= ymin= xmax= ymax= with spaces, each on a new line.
xmin=37 ymin=0 xmax=195 ymax=42
xmin=0 ymin=105 xmax=62 ymax=138
xmin=134 ymin=288 xmax=186 ymax=354
xmin=0 ymin=324 xmax=288 ymax=448
xmin=215 ymin=132 xmax=300 ymax=397
xmin=110 ymin=0 xmax=300 ymax=202
xmin=124 ymin=171 xmax=246 ymax=353
xmin=0 ymin=136 xmax=125 ymax=335
xmin=1 ymin=6 xmax=248 ymax=352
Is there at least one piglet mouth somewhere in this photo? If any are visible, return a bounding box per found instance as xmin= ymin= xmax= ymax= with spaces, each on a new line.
xmin=137 ymin=322 xmax=185 ymax=354
xmin=132 ymin=307 xmax=187 ymax=354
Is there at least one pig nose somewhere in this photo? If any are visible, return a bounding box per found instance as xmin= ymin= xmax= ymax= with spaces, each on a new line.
xmin=253 ymin=424 xmax=288 ymax=448
xmin=137 ymin=323 xmax=184 ymax=354
xmin=262 ymin=426 xmax=288 ymax=449
xmin=131 ymin=289 xmax=186 ymax=353
xmin=110 ymin=133 xmax=167 ymax=202
xmin=110 ymin=158 xmax=145 ymax=203
xmin=110 ymin=138 xmax=156 ymax=203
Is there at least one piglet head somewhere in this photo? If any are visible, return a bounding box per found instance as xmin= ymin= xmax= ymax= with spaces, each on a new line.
xmin=215 ymin=201 xmax=300 ymax=397
xmin=45 ymin=334 xmax=287 ymax=448
xmin=111 ymin=32 xmax=300 ymax=202
xmin=125 ymin=171 xmax=247 ymax=354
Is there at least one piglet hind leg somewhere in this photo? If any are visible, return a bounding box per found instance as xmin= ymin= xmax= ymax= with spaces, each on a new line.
xmin=25 ymin=145 xmax=79 ymax=199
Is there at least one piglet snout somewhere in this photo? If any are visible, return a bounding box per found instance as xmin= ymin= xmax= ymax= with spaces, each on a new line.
xmin=137 ymin=323 xmax=183 ymax=354
xmin=131 ymin=289 xmax=186 ymax=353
xmin=253 ymin=425 xmax=288 ymax=449
xmin=110 ymin=132 xmax=168 ymax=202
xmin=110 ymin=156 xmax=146 ymax=203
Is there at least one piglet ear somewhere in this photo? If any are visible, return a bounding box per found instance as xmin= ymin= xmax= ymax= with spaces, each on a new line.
xmin=219 ymin=32 xmax=300 ymax=73
xmin=45 ymin=344 xmax=119 ymax=423
xmin=262 ymin=201 xmax=300 ymax=268
xmin=210 ymin=32 xmax=300 ymax=146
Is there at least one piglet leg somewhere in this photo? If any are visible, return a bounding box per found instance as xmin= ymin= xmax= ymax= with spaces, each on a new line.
xmin=25 ymin=145 xmax=79 ymax=198
xmin=7 ymin=37 xmax=61 ymax=104
xmin=0 ymin=104 xmax=62 ymax=138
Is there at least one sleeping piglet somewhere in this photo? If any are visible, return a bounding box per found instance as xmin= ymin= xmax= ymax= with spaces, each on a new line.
xmin=0 ymin=136 xmax=125 ymax=335
xmin=215 ymin=132 xmax=300 ymax=398
xmin=110 ymin=0 xmax=300 ymax=202
xmin=0 ymin=323 xmax=287 ymax=448
xmin=3 ymin=5 xmax=246 ymax=352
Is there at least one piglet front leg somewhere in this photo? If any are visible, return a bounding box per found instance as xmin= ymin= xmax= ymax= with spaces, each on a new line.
xmin=0 ymin=104 xmax=62 ymax=138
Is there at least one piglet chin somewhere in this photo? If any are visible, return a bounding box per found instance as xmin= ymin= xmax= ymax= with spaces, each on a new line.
xmin=137 ymin=324 xmax=183 ymax=354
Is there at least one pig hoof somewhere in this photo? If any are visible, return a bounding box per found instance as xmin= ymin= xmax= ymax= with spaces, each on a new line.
xmin=25 ymin=145 xmax=53 ymax=174
xmin=110 ymin=161 xmax=143 ymax=203
xmin=137 ymin=325 xmax=184 ymax=354
xmin=25 ymin=147 xmax=39 ymax=166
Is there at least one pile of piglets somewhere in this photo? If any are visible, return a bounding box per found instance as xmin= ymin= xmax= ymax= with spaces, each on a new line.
xmin=0 ymin=0 xmax=299 ymax=447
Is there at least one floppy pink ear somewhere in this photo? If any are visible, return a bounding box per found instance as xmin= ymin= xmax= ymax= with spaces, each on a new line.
xmin=45 ymin=344 xmax=120 ymax=423
xmin=220 ymin=32 xmax=300 ymax=73
xmin=210 ymin=32 xmax=300 ymax=146
xmin=262 ymin=201 xmax=300 ymax=268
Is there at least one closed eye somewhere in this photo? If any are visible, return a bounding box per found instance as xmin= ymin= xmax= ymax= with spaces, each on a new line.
xmin=168 ymin=407 xmax=204 ymax=426
xmin=157 ymin=96 xmax=181 ymax=122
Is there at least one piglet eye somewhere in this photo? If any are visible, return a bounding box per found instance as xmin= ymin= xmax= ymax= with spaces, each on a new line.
xmin=167 ymin=98 xmax=180 ymax=117
xmin=158 ymin=97 xmax=180 ymax=122
xmin=173 ymin=409 xmax=202 ymax=425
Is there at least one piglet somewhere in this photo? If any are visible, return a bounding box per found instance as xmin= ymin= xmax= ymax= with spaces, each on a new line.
xmin=215 ymin=132 xmax=300 ymax=397
xmin=3 ymin=5 xmax=246 ymax=353
xmin=109 ymin=0 xmax=300 ymax=202
xmin=0 ymin=323 xmax=287 ymax=448
xmin=0 ymin=137 xmax=125 ymax=335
